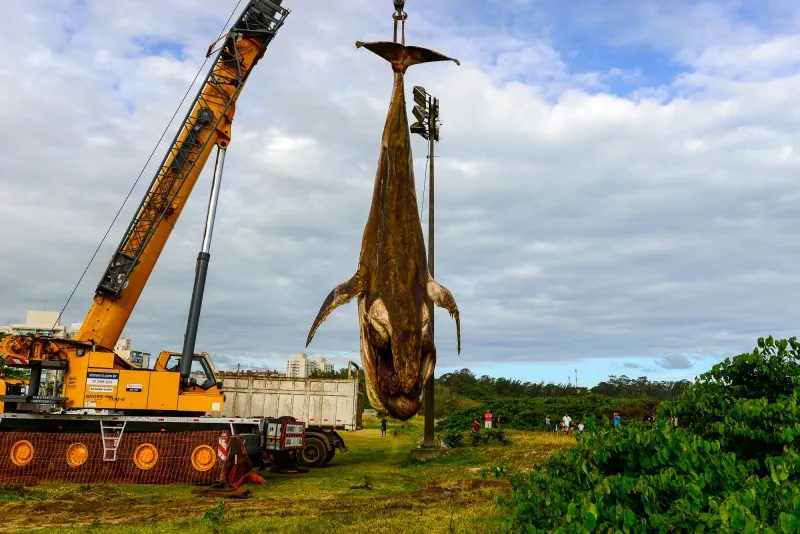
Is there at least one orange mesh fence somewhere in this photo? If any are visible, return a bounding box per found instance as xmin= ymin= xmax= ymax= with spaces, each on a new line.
xmin=0 ymin=430 xmax=229 ymax=485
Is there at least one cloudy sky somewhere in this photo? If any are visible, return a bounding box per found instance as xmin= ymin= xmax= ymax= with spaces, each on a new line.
xmin=2 ymin=0 xmax=799 ymax=387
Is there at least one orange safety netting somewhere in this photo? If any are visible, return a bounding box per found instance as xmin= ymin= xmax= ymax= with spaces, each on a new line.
xmin=0 ymin=430 xmax=232 ymax=485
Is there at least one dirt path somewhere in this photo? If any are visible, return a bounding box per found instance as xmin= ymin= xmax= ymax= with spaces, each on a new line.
xmin=0 ymin=479 xmax=509 ymax=533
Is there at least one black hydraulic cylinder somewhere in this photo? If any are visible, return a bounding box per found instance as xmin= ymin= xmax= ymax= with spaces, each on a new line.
xmin=28 ymin=366 xmax=42 ymax=397
xmin=179 ymin=251 xmax=210 ymax=383
xmin=178 ymin=147 xmax=226 ymax=385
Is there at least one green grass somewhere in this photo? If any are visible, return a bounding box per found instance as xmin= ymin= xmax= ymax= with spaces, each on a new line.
xmin=3 ymin=418 xmax=573 ymax=534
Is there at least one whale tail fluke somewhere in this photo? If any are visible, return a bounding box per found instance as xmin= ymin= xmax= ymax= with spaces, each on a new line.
xmin=355 ymin=41 xmax=459 ymax=73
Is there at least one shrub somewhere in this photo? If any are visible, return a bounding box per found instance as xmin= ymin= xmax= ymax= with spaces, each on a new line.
xmin=494 ymin=337 xmax=800 ymax=533
xmin=441 ymin=430 xmax=464 ymax=448
xmin=435 ymin=395 xmax=660 ymax=434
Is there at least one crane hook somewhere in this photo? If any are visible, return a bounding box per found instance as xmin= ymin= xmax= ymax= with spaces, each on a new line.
xmin=392 ymin=0 xmax=407 ymax=45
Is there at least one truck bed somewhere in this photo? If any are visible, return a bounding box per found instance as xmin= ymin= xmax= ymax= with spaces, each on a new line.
xmin=220 ymin=376 xmax=364 ymax=431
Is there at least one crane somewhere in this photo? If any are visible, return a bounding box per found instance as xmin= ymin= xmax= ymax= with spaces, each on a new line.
xmin=0 ymin=0 xmax=305 ymax=485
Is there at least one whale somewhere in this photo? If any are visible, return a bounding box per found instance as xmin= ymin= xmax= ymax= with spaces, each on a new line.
xmin=305 ymin=39 xmax=461 ymax=420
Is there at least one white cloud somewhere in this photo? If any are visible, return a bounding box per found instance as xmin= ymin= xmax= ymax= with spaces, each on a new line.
xmin=656 ymin=354 xmax=694 ymax=370
xmin=1 ymin=0 xmax=800 ymax=385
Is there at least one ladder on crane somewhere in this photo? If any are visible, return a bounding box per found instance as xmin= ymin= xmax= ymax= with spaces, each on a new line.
xmin=100 ymin=420 xmax=128 ymax=461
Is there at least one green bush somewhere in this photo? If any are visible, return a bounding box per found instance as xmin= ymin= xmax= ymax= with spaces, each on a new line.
xmin=493 ymin=337 xmax=800 ymax=533
xmin=435 ymin=395 xmax=660 ymax=434
xmin=470 ymin=428 xmax=512 ymax=447
xmin=441 ymin=430 xmax=465 ymax=448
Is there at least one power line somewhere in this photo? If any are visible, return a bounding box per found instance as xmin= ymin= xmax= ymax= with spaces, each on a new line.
xmin=50 ymin=0 xmax=244 ymax=332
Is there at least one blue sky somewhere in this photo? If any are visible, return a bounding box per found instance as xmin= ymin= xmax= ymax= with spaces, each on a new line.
xmin=132 ymin=37 xmax=186 ymax=61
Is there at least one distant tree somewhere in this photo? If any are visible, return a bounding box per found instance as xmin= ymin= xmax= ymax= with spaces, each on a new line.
xmin=591 ymin=375 xmax=691 ymax=400
xmin=308 ymin=367 xmax=349 ymax=379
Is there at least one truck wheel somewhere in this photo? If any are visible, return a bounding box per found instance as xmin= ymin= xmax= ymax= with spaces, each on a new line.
xmin=298 ymin=436 xmax=327 ymax=468
xmin=323 ymin=447 xmax=335 ymax=465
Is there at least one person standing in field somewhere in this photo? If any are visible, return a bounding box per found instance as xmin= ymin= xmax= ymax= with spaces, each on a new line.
xmin=578 ymin=422 xmax=584 ymax=435
xmin=613 ymin=412 xmax=621 ymax=428
xmin=562 ymin=413 xmax=572 ymax=433
xmin=472 ymin=420 xmax=480 ymax=435
xmin=545 ymin=415 xmax=551 ymax=432
xmin=381 ymin=416 xmax=387 ymax=437
xmin=496 ymin=414 xmax=502 ymax=428
xmin=484 ymin=409 xmax=493 ymax=429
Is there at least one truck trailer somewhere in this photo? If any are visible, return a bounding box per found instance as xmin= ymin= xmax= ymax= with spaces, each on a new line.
xmin=219 ymin=363 xmax=364 ymax=468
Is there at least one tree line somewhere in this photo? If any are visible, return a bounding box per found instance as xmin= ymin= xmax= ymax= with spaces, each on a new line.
xmin=307 ymin=364 xmax=692 ymax=417
xmin=437 ymin=368 xmax=691 ymax=401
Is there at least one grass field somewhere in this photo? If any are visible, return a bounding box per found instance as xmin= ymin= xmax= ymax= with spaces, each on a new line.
xmin=0 ymin=417 xmax=573 ymax=534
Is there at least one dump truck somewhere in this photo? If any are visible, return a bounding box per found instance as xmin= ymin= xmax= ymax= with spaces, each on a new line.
xmin=0 ymin=0 xmax=306 ymax=485
xmin=220 ymin=362 xmax=365 ymax=467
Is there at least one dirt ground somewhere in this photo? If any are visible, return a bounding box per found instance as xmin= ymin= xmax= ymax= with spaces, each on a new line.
xmin=0 ymin=479 xmax=510 ymax=532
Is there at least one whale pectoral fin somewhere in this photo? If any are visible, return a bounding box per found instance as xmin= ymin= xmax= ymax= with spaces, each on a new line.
xmin=426 ymin=278 xmax=461 ymax=354
xmin=306 ymin=273 xmax=363 ymax=347
xmin=355 ymin=41 xmax=460 ymax=72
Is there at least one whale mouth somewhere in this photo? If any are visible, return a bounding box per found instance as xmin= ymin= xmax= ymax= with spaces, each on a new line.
xmin=362 ymin=330 xmax=434 ymax=421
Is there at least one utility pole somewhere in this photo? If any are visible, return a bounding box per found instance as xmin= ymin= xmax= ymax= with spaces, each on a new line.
xmin=411 ymin=87 xmax=440 ymax=447
xmin=575 ymin=369 xmax=578 ymax=388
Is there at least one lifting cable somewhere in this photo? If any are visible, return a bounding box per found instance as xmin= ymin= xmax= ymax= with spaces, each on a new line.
xmin=50 ymin=0 xmax=244 ymax=332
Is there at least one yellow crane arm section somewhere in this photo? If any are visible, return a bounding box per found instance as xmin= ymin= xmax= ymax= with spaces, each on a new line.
xmin=0 ymin=1 xmax=288 ymax=365
xmin=76 ymin=2 xmax=288 ymax=351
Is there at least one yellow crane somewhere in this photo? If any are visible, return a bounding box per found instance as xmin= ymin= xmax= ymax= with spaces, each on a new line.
xmin=0 ymin=0 xmax=305 ymax=485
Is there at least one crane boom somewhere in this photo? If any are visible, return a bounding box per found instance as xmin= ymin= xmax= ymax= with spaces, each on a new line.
xmin=76 ymin=0 xmax=288 ymax=350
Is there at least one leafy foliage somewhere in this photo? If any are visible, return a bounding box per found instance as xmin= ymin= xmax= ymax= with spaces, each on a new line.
xmin=592 ymin=374 xmax=691 ymax=400
xmin=441 ymin=430 xmax=465 ymax=448
xmin=494 ymin=337 xmax=800 ymax=533
xmin=439 ymin=368 xmax=690 ymax=401
xmin=441 ymin=429 xmax=512 ymax=448
xmin=661 ymin=335 xmax=800 ymax=473
xmin=202 ymin=499 xmax=226 ymax=533
xmin=317 ymin=363 xmax=688 ymax=418
xmin=470 ymin=428 xmax=512 ymax=447
xmin=436 ymin=395 xmax=659 ymax=433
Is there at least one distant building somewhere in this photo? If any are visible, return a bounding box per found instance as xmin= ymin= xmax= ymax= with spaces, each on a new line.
xmin=285 ymin=353 xmax=335 ymax=378
xmin=286 ymin=353 xmax=314 ymax=378
xmin=129 ymin=350 xmax=151 ymax=369
xmin=0 ymin=310 xmax=79 ymax=339
xmin=113 ymin=337 xmax=150 ymax=369
xmin=314 ymin=356 xmax=334 ymax=374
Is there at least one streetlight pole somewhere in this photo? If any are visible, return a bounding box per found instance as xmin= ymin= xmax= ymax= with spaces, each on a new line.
xmin=411 ymin=87 xmax=440 ymax=447
xmin=424 ymin=95 xmax=437 ymax=447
